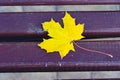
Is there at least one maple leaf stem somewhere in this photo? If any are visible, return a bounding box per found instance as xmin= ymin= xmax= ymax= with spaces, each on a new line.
xmin=74 ymin=42 xmax=113 ymax=58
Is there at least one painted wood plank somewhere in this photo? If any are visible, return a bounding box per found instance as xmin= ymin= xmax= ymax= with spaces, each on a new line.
xmin=0 ymin=11 xmax=119 ymax=39
xmin=0 ymin=40 xmax=119 ymax=72
xmin=0 ymin=0 xmax=120 ymax=5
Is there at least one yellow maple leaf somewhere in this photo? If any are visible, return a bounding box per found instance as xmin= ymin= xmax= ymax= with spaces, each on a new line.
xmin=38 ymin=12 xmax=85 ymax=58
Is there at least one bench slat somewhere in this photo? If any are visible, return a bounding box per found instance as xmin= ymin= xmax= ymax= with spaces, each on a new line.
xmin=0 ymin=40 xmax=119 ymax=72
xmin=0 ymin=11 xmax=119 ymax=39
xmin=0 ymin=0 xmax=120 ymax=5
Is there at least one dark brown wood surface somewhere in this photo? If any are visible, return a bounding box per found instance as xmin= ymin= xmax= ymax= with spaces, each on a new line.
xmin=0 ymin=0 xmax=120 ymax=5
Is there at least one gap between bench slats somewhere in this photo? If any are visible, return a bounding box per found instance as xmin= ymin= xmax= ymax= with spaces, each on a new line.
xmin=0 ymin=11 xmax=119 ymax=41
xmin=0 ymin=40 xmax=119 ymax=72
xmin=0 ymin=0 xmax=120 ymax=5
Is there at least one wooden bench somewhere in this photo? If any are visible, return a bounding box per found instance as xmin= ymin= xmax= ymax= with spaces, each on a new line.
xmin=0 ymin=0 xmax=120 ymax=5
xmin=0 ymin=0 xmax=120 ymax=79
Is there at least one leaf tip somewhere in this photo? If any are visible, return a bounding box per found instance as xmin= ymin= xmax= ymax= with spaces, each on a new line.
xmin=50 ymin=18 xmax=54 ymax=21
